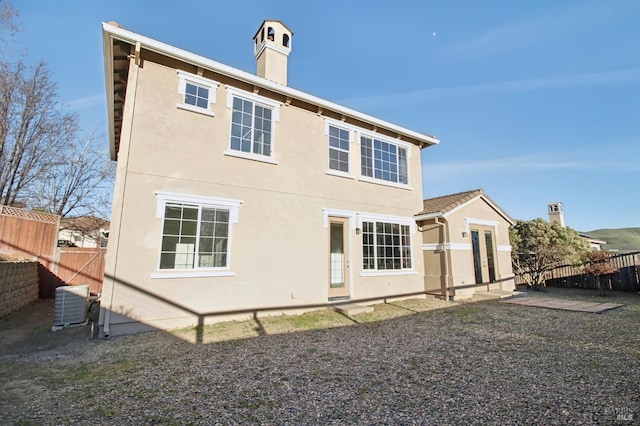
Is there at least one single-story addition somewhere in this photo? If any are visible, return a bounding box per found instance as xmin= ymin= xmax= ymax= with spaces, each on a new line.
xmin=99 ymin=20 xmax=441 ymax=336
xmin=416 ymin=189 xmax=516 ymax=300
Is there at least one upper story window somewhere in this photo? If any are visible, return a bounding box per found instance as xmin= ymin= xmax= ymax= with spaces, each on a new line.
xmin=177 ymin=70 xmax=219 ymax=117
xmin=185 ymin=83 xmax=209 ymax=108
xmin=360 ymin=136 xmax=409 ymax=185
xmin=327 ymin=124 xmax=351 ymax=173
xmin=225 ymin=87 xmax=281 ymax=164
xmin=231 ymin=97 xmax=273 ymax=156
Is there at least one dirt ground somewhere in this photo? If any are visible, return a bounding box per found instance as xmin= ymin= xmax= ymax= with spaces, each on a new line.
xmin=0 ymin=299 xmax=98 ymax=357
xmin=1 ymin=288 xmax=638 ymax=424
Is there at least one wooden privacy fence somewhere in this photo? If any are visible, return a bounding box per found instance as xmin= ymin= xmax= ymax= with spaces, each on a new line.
xmin=0 ymin=206 xmax=106 ymax=298
xmin=54 ymin=247 xmax=105 ymax=296
xmin=517 ymin=251 xmax=640 ymax=291
xmin=0 ymin=205 xmax=59 ymax=260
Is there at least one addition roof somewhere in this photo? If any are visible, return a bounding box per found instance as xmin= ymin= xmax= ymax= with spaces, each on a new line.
xmin=416 ymin=188 xmax=516 ymax=225
xmin=102 ymin=22 xmax=439 ymax=161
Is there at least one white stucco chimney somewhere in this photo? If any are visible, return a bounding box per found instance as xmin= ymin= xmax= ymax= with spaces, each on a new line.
xmin=253 ymin=20 xmax=293 ymax=86
xmin=548 ymin=202 xmax=565 ymax=228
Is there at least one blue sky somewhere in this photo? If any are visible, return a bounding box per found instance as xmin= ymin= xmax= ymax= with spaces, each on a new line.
xmin=10 ymin=0 xmax=640 ymax=231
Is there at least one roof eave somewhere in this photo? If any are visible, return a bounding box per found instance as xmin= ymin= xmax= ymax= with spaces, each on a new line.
xmin=414 ymin=212 xmax=444 ymax=221
xmin=101 ymin=22 xmax=439 ymax=149
xmin=102 ymin=24 xmax=117 ymax=161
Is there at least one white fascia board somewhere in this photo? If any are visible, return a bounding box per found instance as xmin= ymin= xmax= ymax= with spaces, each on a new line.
xmin=480 ymin=196 xmax=517 ymax=226
xmin=101 ymin=22 xmax=439 ymax=146
xmin=414 ymin=212 xmax=444 ymax=221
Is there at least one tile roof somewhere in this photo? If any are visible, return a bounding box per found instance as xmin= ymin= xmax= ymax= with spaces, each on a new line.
xmin=418 ymin=189 xmax=484 ymax=216
xmin=417 ymin=188 xmax=516 ymax=224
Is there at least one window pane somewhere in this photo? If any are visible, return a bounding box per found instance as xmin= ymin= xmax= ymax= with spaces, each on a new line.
xmin=165 ymin=204 xmax=182 ymax=219
xmin=163 ymin=219 xmax=180 ymax=235
xmin=186 ymin=84 xmax=197 ymax=95
xmin=199 ymin=237 xmax=213 ymax=252
xmin=215 ymin=222 xmax=228 ymax=238
xmin=161 ymin=236 xmax=179 ymax=251
xmin=181 ymin=220 xmax=197 ymax=236
xmin=200 ymin=222 xmax=214 ymax=237
xmin=201 ymin=208 xmax=216 ymax=222
xmin=216 ymin=210 xmax=229 ymax=223
xmin=160 ymin=253 xmax=176 ymax=269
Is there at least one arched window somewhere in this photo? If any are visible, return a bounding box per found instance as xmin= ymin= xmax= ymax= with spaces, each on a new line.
xmin=260 ymin=28 xmax=264 ymax=42
xmin=283 ymin=33 xmax=290 ymax=48
xmin=267 ymin=27 xmax=275 ymax=41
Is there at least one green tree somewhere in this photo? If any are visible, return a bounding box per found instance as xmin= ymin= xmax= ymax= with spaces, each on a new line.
xmin=510 ymin=219 xmax=591 ymax=290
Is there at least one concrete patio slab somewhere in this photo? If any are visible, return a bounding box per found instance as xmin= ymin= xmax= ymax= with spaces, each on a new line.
xmin=503 ymin=297 xmax=624 ymax=313
xmin=333 ymin=303 xmax=374 ymax=316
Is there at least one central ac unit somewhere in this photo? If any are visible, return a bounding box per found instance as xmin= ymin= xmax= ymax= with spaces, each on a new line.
xmin=52 ymin=285 xmax=90 ymax=330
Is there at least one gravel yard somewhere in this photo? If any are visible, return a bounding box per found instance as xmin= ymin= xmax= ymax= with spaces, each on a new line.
xmin=1 ymin=288 xmax=638 ymax=425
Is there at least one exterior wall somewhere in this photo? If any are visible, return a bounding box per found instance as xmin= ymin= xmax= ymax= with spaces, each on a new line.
xmin=101 ymin=55 xmax=426 ymax=335
xmin=0 ymin=260 xmax=39 ymax=318
xmin=420 ymin=197 xmax=515 ymax=300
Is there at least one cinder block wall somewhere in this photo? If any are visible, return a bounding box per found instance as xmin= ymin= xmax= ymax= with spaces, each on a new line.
xmin=0 ymin=261 xmax=39 ymax=318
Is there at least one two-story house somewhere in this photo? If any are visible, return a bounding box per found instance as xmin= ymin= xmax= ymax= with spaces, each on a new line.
xmin=99 ymin=20 xmax=440 ymax=336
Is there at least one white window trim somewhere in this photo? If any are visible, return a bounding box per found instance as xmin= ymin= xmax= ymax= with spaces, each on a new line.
xmin=225 ymin=86 xmax=281 ymax=120
xmin=325 ymin=169 xmax=355 ymax=179
xmin=223 ymin=149 xmax=279 ymax=165
xmin=152 ymin=191 xmax=242 ymax=279
xmin=357 ymin=175 xmax=413 ymax=191
xmin=359 ymin=213 xmax=416 ymax=275
xmin=358 ymin=213 xmax=416 ymax=234
xmin=422 ymin=243 xmax=472 ymax=251
xmin=358 ymin=130 xmax=413 ymax=188
xmin=176 ymin=70 xmax=219 ymax=117
xmin=465 ymin=218 xmax=499 ymax=236
xmin=225 ymin=86 xmax=281 ymax=163
xmin=358 ymin=130 xmax=413 ymax=158
xmin=325 ymin=118 xmax=356 ymax=177
xmin=361 ymin=270 xmax=418 ymax=277
xmin=322 ymin=208 xmax=358 ymax=230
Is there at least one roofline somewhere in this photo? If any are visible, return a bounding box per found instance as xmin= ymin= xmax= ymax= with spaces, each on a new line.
xmin=102 ymin=24 xmax=117 ymax=160
xmin=416 ymin=192 xmax=517 ymax=226
xmin=414 ymin=212 xmax=444 ymax=221
xmin=102 ymin=22 xmax=439 ymax=159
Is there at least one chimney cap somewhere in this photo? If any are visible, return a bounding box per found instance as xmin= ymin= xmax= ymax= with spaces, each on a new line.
xmin=253 ymin=19 xmax=294 ymax=39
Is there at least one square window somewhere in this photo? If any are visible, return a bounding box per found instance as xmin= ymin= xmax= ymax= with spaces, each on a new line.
xmin=177 ymin=71 xmax=219 ymax=115
xmin=362 ymin=220 xmax=412 ymax=271
xmin=159 ymin=202 xmax=233 ymax=270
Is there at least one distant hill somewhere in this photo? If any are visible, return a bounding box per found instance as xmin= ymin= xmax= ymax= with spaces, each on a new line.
xmin=582 ymin=227 xmax=640 ymax=252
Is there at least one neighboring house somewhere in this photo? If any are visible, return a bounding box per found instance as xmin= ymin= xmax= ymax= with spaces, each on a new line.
xmin=416 ymin=189 xmax=516 ymax=300
xmin=547 ymin=202 xmax=606 ymax=250
xmin=100 ymin=20 xmax=441 ymax=336
xmin=58 ymin=216 xmax=110 ymax=248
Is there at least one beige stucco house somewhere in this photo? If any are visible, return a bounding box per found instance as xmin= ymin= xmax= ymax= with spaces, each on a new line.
xmin=99 ymin=20 xmax=441 ymax=336
xmin=416 ymin=189 xmax=516 ymax=300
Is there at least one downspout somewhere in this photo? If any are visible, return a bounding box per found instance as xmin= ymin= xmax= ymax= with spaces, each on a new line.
xmin=103 ymin=42 xmax=141 ymax=338
xmin=434 ymin=217 xmax=450 ymax=301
